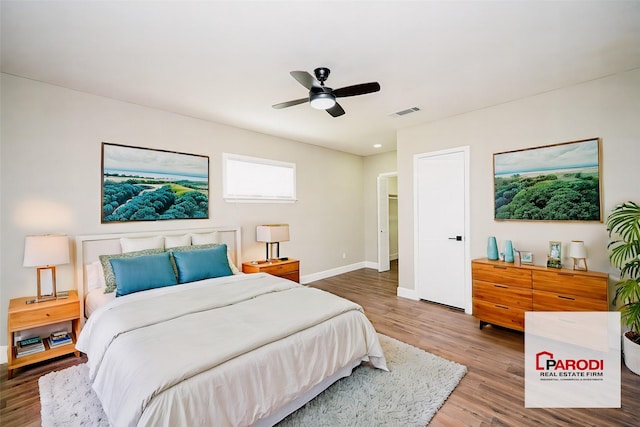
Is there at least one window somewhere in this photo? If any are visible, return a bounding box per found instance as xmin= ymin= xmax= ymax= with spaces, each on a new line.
xmin=223 ymin=153 xmax=296 ymax=202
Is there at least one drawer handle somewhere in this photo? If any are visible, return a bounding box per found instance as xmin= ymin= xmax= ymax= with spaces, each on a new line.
xmin=493 ymin=284 xmax=508 ymax=289
xmin=557 ymin=295 xmax=575 ymax=301
xmin=559 ymin=273 xmax=575 ymax=277
xmin=492 ymin=266 xmax=508 ymax=270
xmin=46 ymin=313 xmax=51 ymax=317
xmin=494 ymin=304 xmax=509 ymax=310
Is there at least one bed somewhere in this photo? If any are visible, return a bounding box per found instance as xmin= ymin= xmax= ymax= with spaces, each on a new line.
xmin=74 ymin=227 xmax=387 ymax=427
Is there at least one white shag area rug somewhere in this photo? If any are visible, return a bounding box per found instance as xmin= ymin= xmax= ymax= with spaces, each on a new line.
xmin=39 ymin=334 xmax=466 ymax=427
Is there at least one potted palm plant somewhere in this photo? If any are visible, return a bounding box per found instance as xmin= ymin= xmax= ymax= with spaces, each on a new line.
xmin=606 ymin=201 xmax=640 ymax=375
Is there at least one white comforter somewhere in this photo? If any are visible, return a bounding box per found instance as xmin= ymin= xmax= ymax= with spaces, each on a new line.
xmin=76 ymin=273 xmax=387 ymax=427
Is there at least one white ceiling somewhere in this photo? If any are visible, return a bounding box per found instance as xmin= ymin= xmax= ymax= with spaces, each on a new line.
xmin=2 ymin=1 xmax=639 ymax=156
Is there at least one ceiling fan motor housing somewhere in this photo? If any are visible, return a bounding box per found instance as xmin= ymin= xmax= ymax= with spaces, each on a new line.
xmin=314 ymin=67 xmax=331 ymax=84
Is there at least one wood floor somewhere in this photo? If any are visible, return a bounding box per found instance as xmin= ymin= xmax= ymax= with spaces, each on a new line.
xmin=1 ymin=261 xmax=638 ymax=426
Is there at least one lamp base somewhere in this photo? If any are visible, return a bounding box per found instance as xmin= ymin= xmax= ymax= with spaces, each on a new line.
xmin=26 ymin=296 xmax=56 ymax=304
xmin=25 ymin=291 xmax=69 ymax=304
xmin=571 ymin=257 xmax=588 ymax=271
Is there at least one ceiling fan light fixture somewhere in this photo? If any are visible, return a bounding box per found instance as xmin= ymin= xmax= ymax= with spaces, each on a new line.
xmin=309 ymin=92 xmax=336 ymax=110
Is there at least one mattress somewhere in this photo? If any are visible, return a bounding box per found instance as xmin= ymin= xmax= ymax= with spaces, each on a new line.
xmin=84 ymin=288 xmax=114 ymax=318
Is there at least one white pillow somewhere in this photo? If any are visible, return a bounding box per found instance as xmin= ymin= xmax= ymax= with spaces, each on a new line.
xmin=191 ymin=232 xmax=219 ymax=245
xmin=165 ymin=234 xmax=191 ymax=249
xmin=227 ymin=251 xmax=241 ymax=275
xmin=85 ymin=261 xmax=107 ymax=292
xmin=120 ymin=236 xmax=164 ymax=253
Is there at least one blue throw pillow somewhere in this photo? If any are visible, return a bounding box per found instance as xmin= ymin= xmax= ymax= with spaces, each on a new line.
xmin=171 ymin=244 xmax=233 ymax=284
xmin=110 ymin=252 xmax=178 ymax=297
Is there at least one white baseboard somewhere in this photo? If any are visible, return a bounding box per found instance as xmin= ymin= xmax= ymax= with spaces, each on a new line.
xmin=363 ymin=261 xmax=378 ymax=270
xmin=0 ymin=346 xmax=7 ymax=364
xmin=397 ymin=286 xmax=419 ymax=300
xmin=302 ymin=261 xmax=421 ymax=303
xmin=301 ymin=262 xmax=369 ymax=284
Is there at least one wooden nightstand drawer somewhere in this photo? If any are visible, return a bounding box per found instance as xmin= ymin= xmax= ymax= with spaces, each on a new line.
xmin=260 ymin=261 xmax=298 ymax=275
xmin=9 ymin=300 xmax=80 ymax=330
xmin=242 ymin=259 xmax=300 ymax=283
xmin=279 ymin=271 xmax=300 ymax=282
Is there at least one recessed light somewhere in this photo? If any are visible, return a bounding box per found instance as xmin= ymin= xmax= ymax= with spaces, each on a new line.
xmin=373 ymin=144 xmax=382 ymax=148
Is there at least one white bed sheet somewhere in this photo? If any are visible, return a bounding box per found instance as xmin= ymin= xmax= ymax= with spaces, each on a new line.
xmin=77 ymin=273 xmax=387 ymax=427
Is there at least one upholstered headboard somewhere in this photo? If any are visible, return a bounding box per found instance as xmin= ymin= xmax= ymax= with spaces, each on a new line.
xmin=75 ymin=226 xmax=242 ymax=323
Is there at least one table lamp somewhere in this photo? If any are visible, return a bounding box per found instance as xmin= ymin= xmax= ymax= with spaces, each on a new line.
xmin=567 ymin=240 xmax=588 ymax=271
xmin=256 ymin=224 xmax=289 ymax=261
xmin=23 ymin=234 xmax=70 ymax=302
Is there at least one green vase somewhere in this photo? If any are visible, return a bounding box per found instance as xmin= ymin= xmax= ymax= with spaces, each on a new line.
xmin=504 ymin=240 xmax=514 ymax=263
xmin=487 ymin=236 xmax=499 ymax=260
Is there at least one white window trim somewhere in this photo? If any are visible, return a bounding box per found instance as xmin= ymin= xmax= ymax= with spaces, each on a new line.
xmin=222 ymin=153 xmax=297 ymax=203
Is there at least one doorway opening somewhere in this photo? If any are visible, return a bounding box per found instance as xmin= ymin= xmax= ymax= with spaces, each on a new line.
xmin=377 ymin=172 xmax=398 ymax=273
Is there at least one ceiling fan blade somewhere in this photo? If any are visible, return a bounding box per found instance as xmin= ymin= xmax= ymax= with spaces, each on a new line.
xmin=333 ymin=82 xmax=380 ymax=98
xmin=326 ymin=102 xmax=345 ymax=117
xmin=272 ymin=97 xmax=308 ymax=109
xmin=290 ymin=71 xmax=322 ymax=90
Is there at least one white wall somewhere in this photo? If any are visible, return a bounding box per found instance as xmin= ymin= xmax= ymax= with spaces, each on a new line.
xmin=397 ymin=69 xmax=640 ymax=294
xmin=0 ymin=74 xmax=367 ymax=346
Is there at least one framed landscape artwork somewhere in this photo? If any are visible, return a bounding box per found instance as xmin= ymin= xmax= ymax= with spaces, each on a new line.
xmin=493 ymin=138 xmax=602 ymax=221
xmin=102 ymin=143 xmax=209 ymax=223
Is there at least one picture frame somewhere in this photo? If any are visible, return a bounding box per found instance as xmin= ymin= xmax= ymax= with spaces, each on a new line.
xmin=101 ymin=143 xmax=209 ymax=223
xmin=520 ymin=251 xmax=534 ymax=265
xmin=547 ymin=241 xmax=562 ymax=269
xmin=493 ymin=138 xmax=602 ymax=221
xmin=36 ymin=266 xmax=57 ymax=301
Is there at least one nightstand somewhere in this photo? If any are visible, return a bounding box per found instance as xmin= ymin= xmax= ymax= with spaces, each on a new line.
xmin=242 ymin=259 xmax=300 ymax=283
xmin=7 ymin=290 xmax=81 ymax=379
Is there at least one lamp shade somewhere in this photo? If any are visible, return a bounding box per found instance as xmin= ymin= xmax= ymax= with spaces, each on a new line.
xmin=23 ymin=234 xmax=70 ymax=267
xmin=256 ymin=224 xmax=290 ymax=243
xmin=567 ymin=240 xmax=587 ymax=259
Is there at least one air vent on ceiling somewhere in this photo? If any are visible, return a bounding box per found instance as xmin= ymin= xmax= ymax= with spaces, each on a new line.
xmin=390 ymin=107 xmax=421 ymax=117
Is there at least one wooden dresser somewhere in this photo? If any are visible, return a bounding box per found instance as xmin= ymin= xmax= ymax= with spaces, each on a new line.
xmin=472 ymin=258 xmax=609 ymax=332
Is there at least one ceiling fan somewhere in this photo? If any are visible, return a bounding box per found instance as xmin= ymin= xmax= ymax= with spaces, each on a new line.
xmin=272 ymin=67 xmax=380 ymax=117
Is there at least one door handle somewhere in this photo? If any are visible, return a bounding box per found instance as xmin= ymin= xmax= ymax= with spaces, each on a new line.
xmin=448 ymin=236 xmax=463 ymax=241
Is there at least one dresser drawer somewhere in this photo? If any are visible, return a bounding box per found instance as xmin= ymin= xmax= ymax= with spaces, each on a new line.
xmin=533 ymin=290 xmax=609 ymax=311
xmin=532 ymin=270 xmax=608 ymax=301
xmin=8 ymin=301 xmax=80 ymax=331
xmin=472 ymin=262 xmax=532 ymax=288
xmin=472 ymin=280 xmax=532 ymax=310
xmin=473 ymin=299 xmax=526 ymax=331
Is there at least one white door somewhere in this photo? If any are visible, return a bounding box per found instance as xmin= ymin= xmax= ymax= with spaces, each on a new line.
xmin=377 ymin=175 xmax=390 ymax=272
xmin=414 ymin=147 xmax=469 ymax=310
